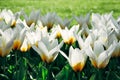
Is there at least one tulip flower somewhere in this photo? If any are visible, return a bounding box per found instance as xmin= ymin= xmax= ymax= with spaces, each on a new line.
xmin=55 ymin=15 xmax=72 ymax=29
xmin=32 ymin=34 xmax=63 ymax=63
xmin=40 ymin=12 xmax=56 ymax=30
xmin=0 ymin=28 xmax=17 ymax=57
xmin=22 ymin=10 xmax=40 ymax=26
xmin=74 ymin=13 xmax=90 ymax=28
xmin=85 ymin=40 xmax=116 ymax=68
xmin=60 ymin=25 xmax=79 ymax=45
xmin=91 ymin=12 xmax=113 ymax=30
xmin=26 ymin=26 xmax=48 ymax=47
xmin=13 ymin=25 xmax=26 ymax=50
xmin=0 ymin=9 xmax=20 ymax=27
xmin=59 ymin=46 xmax=87 ymax=72
xmin=20 ymin=37 xmax=31 ymax=52
xmin=50 ymin=25 xmax=62 ymax=40
xmin=78 ymin=23 xmax=91 ymax=39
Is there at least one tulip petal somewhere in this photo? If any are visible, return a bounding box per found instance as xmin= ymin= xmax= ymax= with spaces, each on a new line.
xmin=38 ymin=41 xmax=48 ymax=56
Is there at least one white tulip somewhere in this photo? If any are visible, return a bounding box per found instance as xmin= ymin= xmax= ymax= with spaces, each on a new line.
xmin=85 ymin=40 xmax=116 ymax=68
xmin=59 ymin=46 xmax=87 ymax=72
xmin=0 ymin=28 xmax=17 ymax=57
xmin=32 ymin=34 xmax=63 ymax=63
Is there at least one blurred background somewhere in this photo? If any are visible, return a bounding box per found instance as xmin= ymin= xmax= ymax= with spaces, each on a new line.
xmin=0 ymin=0 xmax=120 ymax=18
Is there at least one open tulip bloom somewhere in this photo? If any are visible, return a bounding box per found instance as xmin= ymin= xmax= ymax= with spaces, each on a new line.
xmin=22 ymin=10 xmax=40 ymax=27
xmin=0 ymin=9 xmax=20 ymax=27
xmin=32 ymin=33 xmax=63 ymax=63
xmin=85 ymin=40 xmax=116 ymax=69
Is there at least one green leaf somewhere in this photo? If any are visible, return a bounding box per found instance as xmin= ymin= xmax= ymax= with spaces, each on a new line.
xmin=42 ymin=66 xmax=48 ymax=80
xmin=0 ymin=74 xmax=9 ymax=80
xmin=89 ymin=73 xmax=96 ymax=80
xmin=55 ymin=64 xmax=72 ymax=80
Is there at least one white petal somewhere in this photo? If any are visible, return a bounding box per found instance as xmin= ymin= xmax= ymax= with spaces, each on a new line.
xmin=38 ymin=41 xmax=48 ymax=56
xmin=97 ymin=51 xmax=110 ymax=68
xmin=94 ymin=40 xmax=104 ymax=57
xmin=32 ymin=45 xmax=42 ymax=56
xmin=50 ymin=39 xmax=58 ymax=50
xmin=76 ymin=35 xmax=84 ymax=49
xmin=59 ymin=50 xmax=69 ymax=61
xmin=85 ymin=45 xmax=96 ymax=59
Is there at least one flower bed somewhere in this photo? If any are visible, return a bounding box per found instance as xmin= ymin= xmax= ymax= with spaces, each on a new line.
xmin=0 ymin=9 xmax=120 ymax=80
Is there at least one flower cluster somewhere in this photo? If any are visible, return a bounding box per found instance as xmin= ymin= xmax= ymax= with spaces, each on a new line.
xmin=0 ymin=9 xmax=120 ymax=72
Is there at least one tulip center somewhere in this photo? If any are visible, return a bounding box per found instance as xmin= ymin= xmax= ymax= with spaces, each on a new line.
xmin=73 ymin=62 xmax=84 ymax=72
xmin=13 ymin=40 xmax=21 ymax=50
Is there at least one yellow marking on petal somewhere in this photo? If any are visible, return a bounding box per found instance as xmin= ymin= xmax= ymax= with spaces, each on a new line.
xmin=47 ymin=57 xmax=54 ymax=63
xmin=56 ymin=31 xmax=61 ymax=38
xmin=98 ymin=63 xmax=107 ymax=69
xmin=11 ymin=20 xmax=16 ymax=28
xmin=13 ymin=40 xmax=21 ymax=50
xmin=41 ymin=54 xmax=54 ymax=63
xmin=20 ymin=47 xmax=27 ymax=52
xmin=27 ymin=43 xmax=31 ymax=51
xmin=91 ymin=60 xmax=97 ymax=68
xmin=0 ymin=17 xmax=3 ymax=21
xmin=84 ymin=32 xmax=88 ymax=38
xmin=41 ymin=54 xmax=47 ymax=62
xmin=0 ymin=48 xmax=3 ymax=57
xmin=35 ymin=42 xmax=38 ymax=47
xmin=27 ymin=20 xmax=34 ymax=27
xmin=98 ymin=59 xmax=109 ymax=69
xmin=47 ymin=23 xmax=53 ymax=29
xmin=73 ymin=62 xmax=85 ymax=72
xmin=40 ymin=26 xmax=44 ymax=30
xmin=64 ymin=36 xmax=76 ymax=45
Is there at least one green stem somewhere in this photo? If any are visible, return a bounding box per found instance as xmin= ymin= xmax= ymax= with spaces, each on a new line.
xmin=96 ymin=69 xmax=103 ymax=80
xmin=3 ymin=57 xmax=6 ymax=73
xmin=15 ymin=50 xmax=19 ymax=80
xmin=47 ymin=63 xmax=51 ymax=80
xmin=76 ymin=72 xmax=81 ymax=80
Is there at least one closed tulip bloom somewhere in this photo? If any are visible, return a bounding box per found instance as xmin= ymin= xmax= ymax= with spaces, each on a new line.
xmin=85 ymin=40 xmax=116 ymax=68
xmin=60 ymin=25 xmax=79 ymax=45
xmin=50 ymin=25 xmax=62 ymax=40
xmin=59 ymin=46 xmax=87 ymax=72
xmin=13 ymin=25 xmax=26 ymax=50
xmin=20 ymin=37 xmax=31 ymax=52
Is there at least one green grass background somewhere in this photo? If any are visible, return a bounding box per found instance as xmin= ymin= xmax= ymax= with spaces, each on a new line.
xmin=0 ymin=0 xmax=120 ymax=18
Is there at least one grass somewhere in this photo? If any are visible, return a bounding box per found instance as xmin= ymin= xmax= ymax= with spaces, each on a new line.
xmin=0 ymin=0 xmax=120 ymax=18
